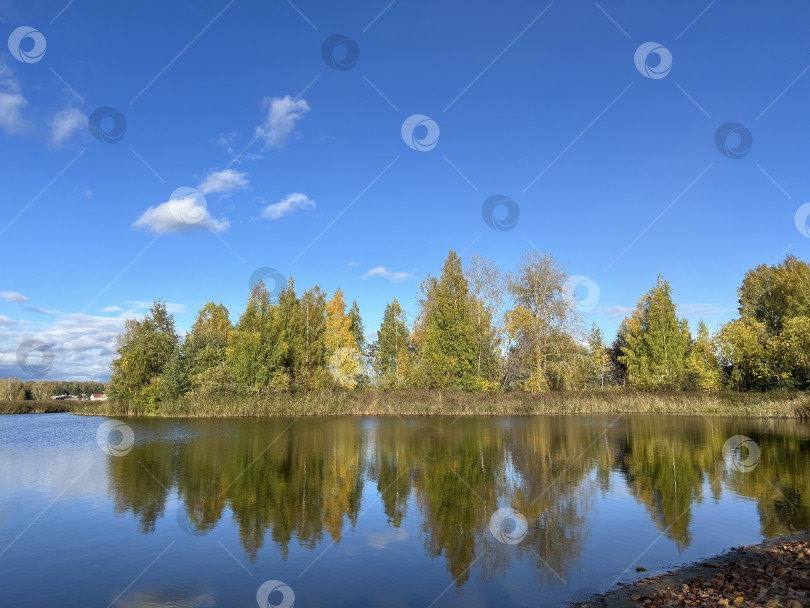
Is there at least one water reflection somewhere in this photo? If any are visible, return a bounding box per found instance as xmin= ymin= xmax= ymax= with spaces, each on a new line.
xmin=105 ymin=415 xmax=810 ymax=588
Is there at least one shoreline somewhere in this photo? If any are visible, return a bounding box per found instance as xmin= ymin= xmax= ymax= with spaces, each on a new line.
xmin=573 ymin=531 xmax=810 ymax=607
xmin=58 ymin=389 xmax=810 ymax=418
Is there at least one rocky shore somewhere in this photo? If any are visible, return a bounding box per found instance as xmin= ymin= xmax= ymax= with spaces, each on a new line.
xmin=573 ymin=531 xmax=809 ymax=608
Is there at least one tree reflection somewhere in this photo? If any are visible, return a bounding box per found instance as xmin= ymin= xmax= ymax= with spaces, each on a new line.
xmin=105 ymin=414 xmax=810 ymax=587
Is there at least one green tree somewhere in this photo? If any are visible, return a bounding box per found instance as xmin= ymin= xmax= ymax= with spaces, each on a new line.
xmin=375 ymin=298 xmax=410 ymax=388
xmin=348 ymin=300 xmax=365 ymax=351
xmin=767 ymin=316 xmax=810 ymax=389
xmin=297 ymin=286 xmax=327 ymax=386
xmin=714 ymin=318 xmax=768 ymax=390
xmin=162 ymin=343 xmax=190 ymax=400
xmin=419 ymin=251 xmax=478 ymax=390
xmin=186 ymin=302 xmax=232 ymax=381
xmin=504 ymin=251 xmax=583 ymax=392
xmin=684 ymin=321 xmax=722 ymax=391
xmin=108 ymin=301 xmax=178 ymax=412
xmin=228 ymin=282 xmax=275 ymax=394
xmin=618 ymin=276 xmax=690 ymax=390
xmin=586 ymin=323 xmax=608 ymax=389
xmin=738 ymin=255 xmax=810 ymax=335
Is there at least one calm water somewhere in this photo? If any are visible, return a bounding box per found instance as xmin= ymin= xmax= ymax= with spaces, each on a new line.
xmin=1 ymin=413 xmax=809 ymax=607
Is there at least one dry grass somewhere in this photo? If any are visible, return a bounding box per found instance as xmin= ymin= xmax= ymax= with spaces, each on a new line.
xmin=70 ymin=389 xmax=810 ymax=418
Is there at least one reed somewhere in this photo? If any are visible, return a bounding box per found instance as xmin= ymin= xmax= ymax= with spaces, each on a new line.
xmin=0 ymin=400 xmax=75 ymax=414
xmin=69 ymin=389 xmax=810 ymax=418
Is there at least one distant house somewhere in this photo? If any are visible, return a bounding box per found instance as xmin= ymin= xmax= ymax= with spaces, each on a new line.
xmin=90 ymin=393 xmax=108 ymax=401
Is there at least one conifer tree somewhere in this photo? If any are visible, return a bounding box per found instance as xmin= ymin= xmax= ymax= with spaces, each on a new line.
xmin=420 ymin=250 xmax=477 ymax=389
xmin=376 ymin=298 xmax=410 ymax=387
xmin=618 ymin=276 xmax=690 ymax=390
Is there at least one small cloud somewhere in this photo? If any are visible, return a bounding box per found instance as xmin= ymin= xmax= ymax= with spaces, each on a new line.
xmin=197 ymin=169 xmax=248 ymax=195
xmin=594 ymin=305 xmax=634 ymax=320
xmin=49 ymin=107 xmax=86 ymax=147
xmin=217 ymin=131 xmax=237 ymax=156
xmin=362 ymin=266 xmax=410 ymax=282
xmin=348 ymin=261 xmax=358 ymax=267
xmin=366 ymin=528 xmax=408 ymax=549
xmin=256 ymin=95 xmax=309 ymax=147
xmin=133 ymin=194 xmax=229 ymax=234
xmin=125 ymin=301 xmax=186 ymax=314
xmin=101 ymin=306 xmax=124 ymax=313
xmin=0 ymin=291 xmax=27 ymax=303
xmin=0 ymin=314 xmax=16 ymax=327
xmin=23 ymin=307 xmax=61 ymax=314
xmin=676 ymin=303 xmax=726 ymax=317
xmin=0 ymin=63 xmax=28 ymax=135
xmin=261 ymin=192 xmax=315 ymax=220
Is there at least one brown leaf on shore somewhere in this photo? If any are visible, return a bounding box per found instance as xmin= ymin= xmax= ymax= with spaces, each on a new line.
xmin=584 ymin=538 xmax=810 ymax=608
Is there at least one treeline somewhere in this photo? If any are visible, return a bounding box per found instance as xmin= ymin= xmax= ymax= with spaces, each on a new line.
xmin=0 ymin=378 xmax=106 ymax=401
xmin=107 ymin=250 xmax=810 ymax=412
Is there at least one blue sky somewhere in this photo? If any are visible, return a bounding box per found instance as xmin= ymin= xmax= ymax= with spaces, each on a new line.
xmin=0 ymin=0 xmax=809 ymax=380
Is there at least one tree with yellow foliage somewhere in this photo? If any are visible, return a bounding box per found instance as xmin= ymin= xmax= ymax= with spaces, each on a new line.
xmin=325 ymin=289 xmax=364 ymax=388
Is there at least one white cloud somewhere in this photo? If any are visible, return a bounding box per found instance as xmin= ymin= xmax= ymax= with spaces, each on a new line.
xmin=0 ymin=64 xmax=28 ymax=135
xmin=49 ymin=107 xmax=86 ymax=147
xmin=676 ymin=303 xmax=727 ymax=318
xmin=0 ymin=311 xmax=131 ymax=381
xmin=198 ymin=169 xmax=248 ymax=195
xmin=217 ymin=131 xmax=237 ymax=156
xmin=0 ymin=291 xmax=27 ymax=303
xmin=594 ymin=305 xmax=634 ymax=320
xmin=362 ymin=266 xmax=410 ymax=282
xmin=101 ymin=306 xmax=124 ymax=313
xmin=348 ymin=261 xmax=358 ymax=267
xmin=23 ymin=307 xmax=61 ymax=315
xmin=0 ymin=300 xmax=191 ymax=381
xmin=256 ymin=95 xmax=309 ymax=147
xmin=126 ymin=301 xmax=187 ymax=314
xmin=261 ymin=192 xmax=315 ymax=220
xmin=133 ymin=194 xmax=229 ymax=233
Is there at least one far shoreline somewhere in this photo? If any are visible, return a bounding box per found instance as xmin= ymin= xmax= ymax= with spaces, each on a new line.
xmin=17 ymin=389 xmax=808 ymax=418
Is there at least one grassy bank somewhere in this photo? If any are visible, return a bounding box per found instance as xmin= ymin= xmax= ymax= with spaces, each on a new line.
xmin=0 ymin=400 xmax=77 ymax=414
xmin=70 ymin=389 xmax=810 ymax=418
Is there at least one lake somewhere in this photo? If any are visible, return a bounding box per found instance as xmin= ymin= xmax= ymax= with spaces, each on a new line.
xmin=1 ymin=413 xmax=808 ymax=607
